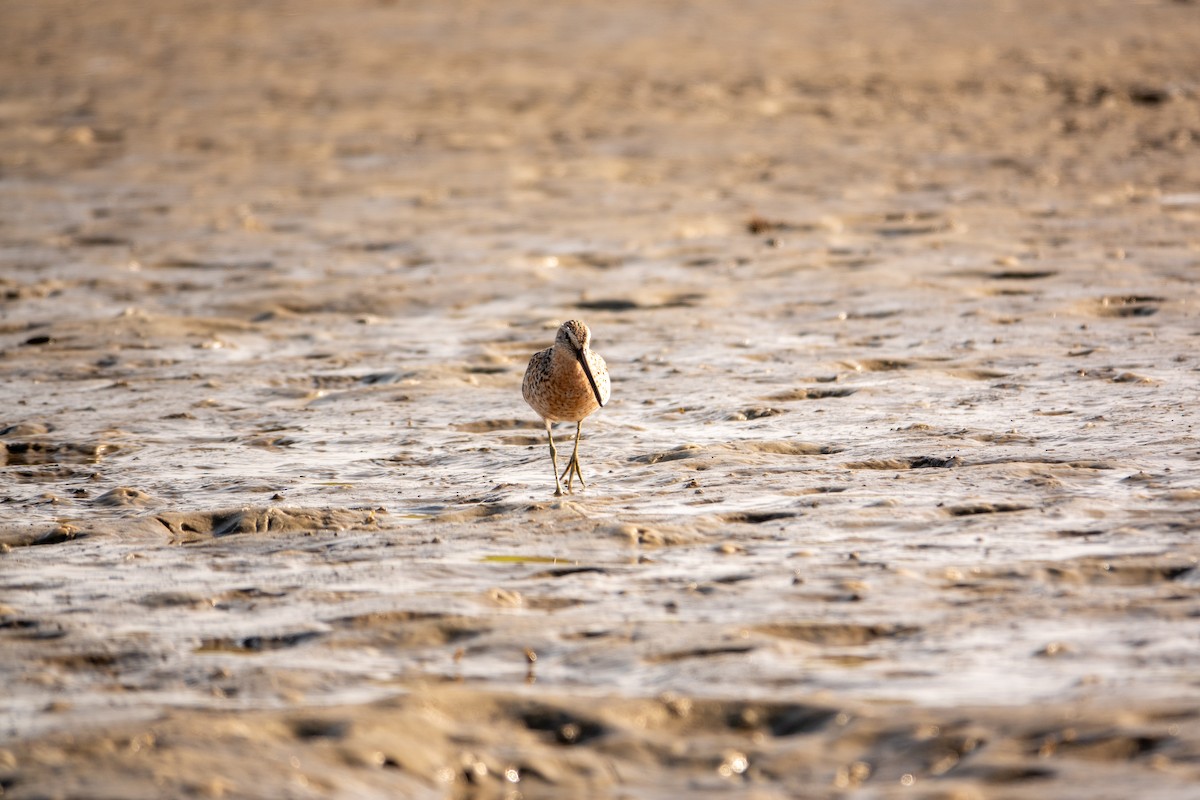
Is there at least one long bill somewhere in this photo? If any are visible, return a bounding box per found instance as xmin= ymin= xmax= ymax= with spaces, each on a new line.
xmin=575 ymin=348 xmax=605 ymax=407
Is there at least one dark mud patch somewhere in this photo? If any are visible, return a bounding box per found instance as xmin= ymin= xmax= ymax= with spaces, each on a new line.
xmin=499 ymin=434 xmax=545 ymax=445
xmin=629 ymin=444 xmax=705 ymax=464
xmin=1088 ymin=295 xmax=1165 ymax=318
xmin=971 ymin=430 xmax=1039 ymax=445
xmin=728 ymin=406 xmax=786 ymax=420
xmin=756 ymin=622 xmax=920 ymax=646
xmin=767 ymin=387 xmax=858 ymax=401
xmin=1 ymin=440 xmax=119 ymax=466
xmin=721 ymin=511 xmax=799 ymax=524
xmin=1037 ymin=558 xmax=1196 ymax=586
xmin=45 ymin=648 xmax=153 ymax=674
xmin=943 ymin=368 xmax=1012 ymax=380
xmin=359 ymin=370 xmax=419 ymax=385
xmin=289 ymin=717 xmax=353 ymax=741
xmin=746 ymin=215 xmax=826 ymax=235
xmin=452 ymin=418 xmax=544 ymax=433
xmin=210 ymin=587 xmax=291 ymax=611
xmin=197 ymin=631 xmax=325 ymax=653
xmin=527 ymin=565 xmax=608 ymax=579
xmin=520 ymin=595 xmax=586 ymax=611
xmin=846 ymin=456 xmax=963 ymax=470
xmin=946 ymin=502 xmax=1032 ymax=516
xmin=576 ymin=292 xmax=704 ymax=311
xmin=948 ymin=763 xmax=1057 ymax=784
xmin=841 ymin=358 xmax=914 ymax=372
xmin=1050 ymin=528 xmax=1106 ymax=539
xmin=960 ymin=555 xmax=1197 ymax=588
xmin=0 ymin=615 xmax=67 ymax=641
xmin=990 ymin=269 xmax=1058 ymax=280
xmin=737 ymin=441 xmax=841 ymax=456
xmin=154 ymin=257 xmax=274 ymax=271
xmin=727 ymin=702 xmax=840 ymax=736
xmin=646 ymin=644 xmax=757 ymax=664
xmin=156 ymin=507 xmax=380 ymax=542
xmin=1028 ymin=730 xmax=1166 ymax=761
xmin=244 ymin=435 xmax=301 ymax=449
xmin=137 ymin=591 xmax=209 ymax=609
xmin=328 ymin=610 xmax=487 ymax=647
xmin=520 ymin=706 xmax=608 ymax=746
xmin=1075 ymin=366 xmax=1157 ymax=384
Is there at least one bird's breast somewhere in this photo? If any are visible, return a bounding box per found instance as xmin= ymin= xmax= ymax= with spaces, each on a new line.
xmin=522 ymin=345 xmax=606 ymax=422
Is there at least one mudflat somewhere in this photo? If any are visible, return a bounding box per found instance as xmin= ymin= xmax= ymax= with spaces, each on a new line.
xmin=2 ymin=1 xmax=1199 ymax=797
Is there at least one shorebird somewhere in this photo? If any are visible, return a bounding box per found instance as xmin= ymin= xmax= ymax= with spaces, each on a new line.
xmin=522 ymin=320 xmax=610 ymax=495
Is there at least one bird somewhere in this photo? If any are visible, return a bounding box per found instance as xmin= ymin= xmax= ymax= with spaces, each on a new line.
xmin=522 ymin=319 xmax=611 ymax=496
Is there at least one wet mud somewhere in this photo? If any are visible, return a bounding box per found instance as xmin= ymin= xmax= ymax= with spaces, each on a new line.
xmin=2 ymin=0 xmax=1199 ymax=797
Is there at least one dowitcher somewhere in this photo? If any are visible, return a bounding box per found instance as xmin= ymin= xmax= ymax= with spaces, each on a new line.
xmin=522 ymin=319 xmax=611 ymax=495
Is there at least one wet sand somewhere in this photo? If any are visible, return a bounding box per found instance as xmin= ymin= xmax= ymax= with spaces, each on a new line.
xmin=2 ymin=0 xmax=1200 ymax=797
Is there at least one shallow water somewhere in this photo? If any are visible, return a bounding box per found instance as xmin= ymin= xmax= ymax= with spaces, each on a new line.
xmin=3 ymin=1 xmax=1200 ymax=797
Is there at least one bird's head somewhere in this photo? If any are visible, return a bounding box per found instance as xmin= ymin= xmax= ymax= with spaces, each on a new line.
xmin=555 ymin=319 xmax=603 ymax=407
xmin=556 ymin=319 xmax=591 ymax=352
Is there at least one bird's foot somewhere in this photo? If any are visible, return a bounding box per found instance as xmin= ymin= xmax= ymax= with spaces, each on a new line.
xmin=559 ymin=455 xmax=585 ymax=492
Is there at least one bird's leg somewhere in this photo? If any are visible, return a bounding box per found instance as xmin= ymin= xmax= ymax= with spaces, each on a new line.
xmin=560 ymin=421 xmax=586 ymax=492
xmin=545 ymin=420 xmax=564 ymax=496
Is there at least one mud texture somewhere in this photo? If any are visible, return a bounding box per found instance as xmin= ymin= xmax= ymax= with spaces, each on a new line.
xmin=2 ymin=1 xmax=1200 ymax=798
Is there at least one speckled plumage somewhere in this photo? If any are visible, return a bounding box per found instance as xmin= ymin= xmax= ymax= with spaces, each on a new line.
xmin=522 ymin=320 xmax=610 ymax=495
